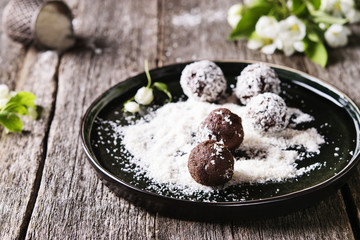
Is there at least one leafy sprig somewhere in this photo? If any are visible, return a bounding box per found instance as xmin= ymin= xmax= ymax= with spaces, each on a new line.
xmin=0 ymin=91 xmax=37 ymax=132
xmin=228 ymin=0 xmax=359 ymax=67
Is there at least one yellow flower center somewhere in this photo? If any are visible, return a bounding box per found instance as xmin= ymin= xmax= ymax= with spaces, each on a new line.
xmin=264 ymin=38 xmax=272 ymax=45
xmin=291 ymin=24 xmax=299 ymax=32
xmin=334 ymin=2 xmax=341 ymax=11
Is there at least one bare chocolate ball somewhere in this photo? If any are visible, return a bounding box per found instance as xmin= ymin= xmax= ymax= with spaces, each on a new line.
xmin=198 ymin=108 xmax=244 ymax=150
xmin=180 ymin=60 xmax=227 ymax=102
xmin=247 ymin=93 xmax=287 ymax=132
xmin=235 ymin=63 xmax=281 ymax=105
xmin=188 ymin=140 xmax=234 ymax=186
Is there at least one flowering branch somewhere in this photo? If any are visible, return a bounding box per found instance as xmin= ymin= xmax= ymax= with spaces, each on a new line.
xmin=228 ymin=0 xmax=360 ymax=67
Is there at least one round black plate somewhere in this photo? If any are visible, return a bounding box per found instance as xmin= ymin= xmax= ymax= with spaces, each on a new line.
xmin=81 ymin=61 xmax=360 ymax=220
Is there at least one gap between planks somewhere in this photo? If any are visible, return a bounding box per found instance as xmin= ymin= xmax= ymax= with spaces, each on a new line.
xmin=17 ymin=51 xmax=61 ymax=240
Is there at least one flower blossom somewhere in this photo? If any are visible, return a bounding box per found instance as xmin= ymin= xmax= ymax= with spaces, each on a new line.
xmin=321 ymin=0 xmax=360 ymax=23
xmin=227 ymin=4 xmax=243 ymax=28
xmin=248 ymin=16 xmax=306 ymax=56
xmin=324 ymin=24 xmax=351 ymax=47
xmin=277 ymin=16 xmax=306 ymax=56
xmin=247 ymin=16 xmax=280 ymax=54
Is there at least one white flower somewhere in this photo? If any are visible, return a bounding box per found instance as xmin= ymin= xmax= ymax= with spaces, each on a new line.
xmin=0 ymin=98 xmax=8 ymax=108
xmin=345 ymin=8 xmax=360 ymax=23
xmin=261 ymin=43 xmax=278 ymax=54
xmin=321 ymin=0 xmax=360 ymax=23
xmin=227 ymin=4 xmax=243 ymax=28
xmin=247 ymin=39 xmax=264 ymax=50
xmin=0 ymin=84 xmax=9 ymax=99
xmin=244 ymin=0 xmax=257 ymax=6
xmin=124 ymin=101 xmax=140 ymax=113
xmin=255 ymin=16 xmax=279 ymax=39
xmin=246 ymin=16 xmax=280 ymax=55
xmin=277 ymin=16 xmax=306 ymax=56
xmin=135 ymin=87 xmax=154 ymax=105
xmin=324 ymin=24 xmax=351 ymax=47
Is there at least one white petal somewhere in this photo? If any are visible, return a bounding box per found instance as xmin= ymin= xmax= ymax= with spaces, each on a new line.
xmin=227 ymin=15 xmax=242 ymax=28
xmin=0 ymin=98 xmax=8 ymax=108
xmin=124 ymin=101 xmax=140 ymax=113
xmin=261 ymin=44 xmax=277 ymax=55
xmin=0 ymin=84 xmax=9 ymax=99
xmin=283 ymin=43 xmax=295 ymax=56
xmin=293 ymin=41 xmax=305 ymax=52
xmin=227 ymin=4 xmax=243 ymax=28
xmin=255 ymin=16 xmax=279 ymax=39
xmin=244 ymin=0 xmax=257 ymax=6
xmin=346 ymin=9 xmax=360 ymax=23
xmin=135 ymin=87 xmax=154 ymax=105
xmin=247 ymin=39 xmax=264 ymax=50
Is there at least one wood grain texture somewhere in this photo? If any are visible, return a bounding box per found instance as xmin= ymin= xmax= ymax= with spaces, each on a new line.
xmin=157 ymin=0 xmax=356 ymax=239
xmin=0 ymin=46 xmax=58 ymax=239
xmin=26 ymin=0 xmax=158 ymax=239
xmin=0 ymin=0 xmax=358 ymax=239
xmin=0 ymin=0 xmax=59 ymax=238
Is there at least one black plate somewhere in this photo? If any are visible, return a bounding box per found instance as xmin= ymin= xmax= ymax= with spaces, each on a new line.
xmin=81 ymin=61 xmax=360 ymax=220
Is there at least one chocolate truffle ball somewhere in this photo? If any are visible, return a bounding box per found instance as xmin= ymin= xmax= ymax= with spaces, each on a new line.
xmin=188 ymin=140 xmax=234 ymax=186
xmin=198 ymin=108 xmax=244 ymax=150
xmin=247 ymin=93 xmax=287 ymax=132
xmin=235 ymin=63 xmax=281 ymax=105
xmin=180 ymin=60 xmax=227 ymax=102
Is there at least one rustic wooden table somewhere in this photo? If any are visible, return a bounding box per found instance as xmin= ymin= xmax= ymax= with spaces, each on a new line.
xmin=1 ymin=0 xmax=360 ymax=239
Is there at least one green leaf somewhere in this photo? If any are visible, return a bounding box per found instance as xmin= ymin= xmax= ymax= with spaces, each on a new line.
xmin=292 ymin=0 xmax=307 ymax=16
xmin=309 ymin=0 xmax=321 ymax=10
xmin=153 ymin=82 xmax=172 ymax=102
xmin=10 ymin=91 xmax=36 ymax=108
xmin=0 ymin=112 xmax=23 ymax=132
xmin=307 ymin=31 xmax=321 ymax=42
xmin=4 ymin=91 xmax=36 ymax=116
xmin=229 ymin=3 xmax=272 ymax=40
xmin=304 ymin=39 xmax=328 ymax=67
xmin=311 ymin=11 xmax=349 ymax=24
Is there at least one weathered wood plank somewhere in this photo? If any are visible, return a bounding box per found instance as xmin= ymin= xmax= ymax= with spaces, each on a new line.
xmin=156 ymin=0 xmax=355 ymax=239
xmin=26 ymin=0 xmax=158 ymax=239
xmin=0 ymin=0 xmax=59 ymax=238
xmin=0 ymin=0 xmax=25 ymax=90
xmin=0 ymin=46 xmax=58 ymax=239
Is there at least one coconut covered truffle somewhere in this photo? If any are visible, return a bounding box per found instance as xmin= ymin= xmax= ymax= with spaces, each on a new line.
xmin=247 ymin=93 xmax=287 ymax=132
xmin=180 ymin=60 xmax=227 ymax=102
xmin=188 ymin=140 xmax=234 ymax=186
xmin=198 ymin=108 xmax=244 ymax=150
xmin=235 ymin=63 xmax=281 ymax=105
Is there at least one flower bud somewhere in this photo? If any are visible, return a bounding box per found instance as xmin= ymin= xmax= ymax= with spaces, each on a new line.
xmin=135 ymin=87 xmax=154 ymax=105
xmin=124 ymin=101 xmax=140 ymax=113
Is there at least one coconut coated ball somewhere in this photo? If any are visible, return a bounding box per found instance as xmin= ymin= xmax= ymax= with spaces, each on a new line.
xmin=180 ymin=60 xmax=227 ymax=102
xmin=188 ymin=140 xmax=234 ymax=186
xmin=235 ymin=63 xmax=281 ymax=105
xmin=198 ymin=108 xmax=244 ymax=150
xmin=247 ymin=93 xmax=287 ymax=132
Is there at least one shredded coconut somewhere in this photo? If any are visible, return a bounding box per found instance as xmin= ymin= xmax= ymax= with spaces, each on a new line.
xmin=101 ymin=99 xmax=324 ymax=194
